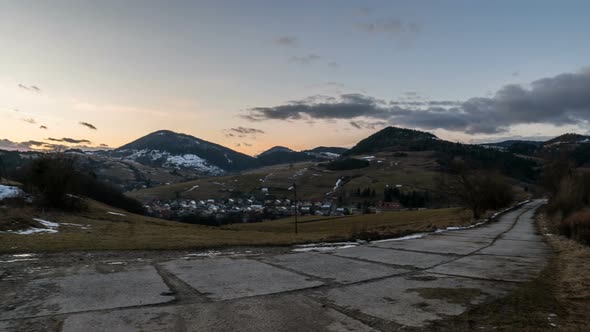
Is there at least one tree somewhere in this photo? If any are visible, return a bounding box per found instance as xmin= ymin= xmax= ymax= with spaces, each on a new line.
xmin=437 ymin=160 xmax=514 ymax=219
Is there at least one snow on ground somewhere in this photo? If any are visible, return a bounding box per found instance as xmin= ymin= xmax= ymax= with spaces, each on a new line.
xmin=0 ymin=185 xmax=23 ymax=200
xmin=1 ymin=218 xmax=60 ymax=235
xmin=164 ymin=154 xmax=224 ymax=174
xmin=122 ymin=149 xmax=224 ymax=175
xmin=326 ymin=177 xmax=344 ymax=196
xmin=186 ymin=185 xmax=199 ymax=192
xmin=292 ymin=242 xmax=360 ymax=253
xmin=107 ymin=211 xmax=126 ymax=216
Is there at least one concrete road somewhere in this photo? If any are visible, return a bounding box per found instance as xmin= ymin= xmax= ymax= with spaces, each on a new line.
xmin=0 ymin=200 xmax=550 ymax=331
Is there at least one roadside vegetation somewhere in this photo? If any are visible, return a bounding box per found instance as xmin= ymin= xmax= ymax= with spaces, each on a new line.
xmin=436 ymin=160 xmax=517 ymax=219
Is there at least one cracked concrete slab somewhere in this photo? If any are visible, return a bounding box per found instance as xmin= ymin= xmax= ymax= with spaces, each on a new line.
xmin=333 ymin=246 xmax=454 ymax=269
xmin=372 ymin=235 xmax=491 ymax=255
xmin=429 ymin=254 xmax=547 ymax=282
xmin=478 ymin=239 xmax=551 ymax=258
xmin=161 ymin=258 xmax=324 ymax=300
xmin=61 ymin=294 xmax=377 ymax=332
xmin=0 ymin=265 xmax=172 ymax=320
xmin=262 ymin=252 xmax=410 ymax=284
xmin=319 ymin=272 xmax=515 ymax=327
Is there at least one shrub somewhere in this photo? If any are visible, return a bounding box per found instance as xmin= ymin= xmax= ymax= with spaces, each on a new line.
xmin=560 ymin=209 xmax=590 ymax=245
xmin=18 ymin=154 xmax=144 ymax=213
xmin=326 ymin=158 xmax=370 ymax=171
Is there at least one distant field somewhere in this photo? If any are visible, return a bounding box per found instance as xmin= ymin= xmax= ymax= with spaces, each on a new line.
xmin=0 ymin=200 xmax=471 ymax=253
xmin=227 ymin=208 xmax=472 ymax=240
xmin=127 ymin=151 xmax=442 ymax=203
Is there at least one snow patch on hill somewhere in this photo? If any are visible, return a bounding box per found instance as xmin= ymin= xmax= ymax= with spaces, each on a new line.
xmin=165 ymin=154 xmax=224 ymax=174
xmin=120 ymin=149 xmax=224 ymax=175
xmin=0 ymin=185 xmax=23 ymax=200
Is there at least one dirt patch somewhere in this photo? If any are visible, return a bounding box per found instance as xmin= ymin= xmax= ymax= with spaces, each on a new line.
xmin=0 ymin=208 xmax=42 ymax=232
xmin=408 ymin=287 xmax=482 ymax=304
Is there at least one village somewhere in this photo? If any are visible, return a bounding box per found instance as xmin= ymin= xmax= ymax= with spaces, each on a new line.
xmin=144 ymin=195 xmax=355 ymax=224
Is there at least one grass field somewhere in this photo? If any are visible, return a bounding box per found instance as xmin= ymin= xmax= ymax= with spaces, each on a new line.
xmin=0 ymin=200 xmax=471 ymax=253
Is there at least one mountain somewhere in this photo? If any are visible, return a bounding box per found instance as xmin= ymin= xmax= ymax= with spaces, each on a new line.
xmin=481 ymin=140 xmax=544 ymax=155
xmin=258 ymin=146 xmax=294 ymax=157
xmin=107 ymin=130 xmax=259 ymax=174
xmin=302 ymin=146 xmax=347 ymax=160
xmin=345 ymin=127 xmax=440 ymax=155
xmin=344 ymin=126 xmax=538 ymax=181
xmin=544 ymin=133 xmax=590 ymax=148
xmin=304 ymin=146 xmax=348 ymax=154
xmin=481 ymin=140 xmax=544 ymax=149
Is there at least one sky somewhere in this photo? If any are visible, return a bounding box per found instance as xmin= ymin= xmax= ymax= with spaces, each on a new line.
xmin=1 ymin=0 xmax=590 ymax=155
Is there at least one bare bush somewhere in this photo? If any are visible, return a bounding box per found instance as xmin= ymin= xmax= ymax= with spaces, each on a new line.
xmin=560 ymin=209 xmax=590 ymax=245
xmin=437 ymin=160 xmax=515 ymax=219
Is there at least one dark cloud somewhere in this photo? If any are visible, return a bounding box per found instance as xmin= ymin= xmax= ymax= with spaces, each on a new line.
xmin=22 ymin=118 xmax=36 ymax=124
xmin=47 ymin=137 xmax=91 ymax=144
xmin=357 ymin=17 xmax=421 ymax=36
xmin=39 ymin=125 xmax=48 ymax=129
xmin=274 ymin=36 xmax=298 ymax=46
xmin=243 ymin=69 xmax=590 ymax=135
xmin=79 ymin=122 xmax=97 ymax=130
xmin=18 ymin=84 xmax=41 ymax=93
xmin=327 ymin=61 xmax=340 ymax=69
xmin=230 ymin=127 xmax=265 ymax=135
xmin=289 ymin=54 xmax=321 ymax=65
xmin=350 ymin=120 xmax=387 ymax=130
xmin=243 ymin=142 xmax=253 ymax=147
xmin=99 ymin=143 xmax=109 ymax=147
xmin=0 ymin=139 xmax=47 ymax=151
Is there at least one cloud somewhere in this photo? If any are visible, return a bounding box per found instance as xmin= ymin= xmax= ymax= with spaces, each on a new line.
xmin=79 ymin=122 xmax=97 ymax=130
xmin=327 ymin=61 xmax=340 ymax=69
xmin=350 ymin=120 xmax=388 ymax=130
xmin=22 ymin=118 xmax=36 ymax=124
xmin=47 ymin=137 xmax=91 ymax=144
xmin=230 ymin=127 xmax=265 ymax=135
xmin=289 ymin=54 xmax=321 ymax=65
xmin=357 ymin=17 xmax=421 ymax=36
xmin=274 ymin=36 xmax=298 ymax=47
xmin=512 ymin=71 xmax=520 ymax=77
xmin=243 ymin=142 xmax=253 ymax=147
xmin=39 ymin=125 xmax=48 ymax=129
xmin=242 ymin=69 xmax=590 ymax=135
xmin=18 ymin=84 xmax=41 ymax=93
xmin=0 ymin=139 xmax=47 ymax=150
xmin=224 ymin=126 xmax=265 ymax=139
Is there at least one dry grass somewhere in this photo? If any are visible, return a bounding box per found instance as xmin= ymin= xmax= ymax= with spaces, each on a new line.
xmin=228 ymin=208 xmax=472 ymax=241
xmin=128 ymin=151 xmax=444 ymax=203
xmin=0 ymin=200 xmax=471 ymax=254
xmin=559 ymin=209 xmax=590 ymax=244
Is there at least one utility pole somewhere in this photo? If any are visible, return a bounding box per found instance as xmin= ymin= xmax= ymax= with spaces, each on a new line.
xmin=292 ymin=183 xmax=298 ymax=235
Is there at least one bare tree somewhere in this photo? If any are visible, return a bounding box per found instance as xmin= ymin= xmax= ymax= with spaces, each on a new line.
xmin=437 ymin=160 xmax=514 ymax=219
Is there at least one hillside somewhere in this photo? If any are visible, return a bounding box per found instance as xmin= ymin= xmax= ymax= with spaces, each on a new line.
xmin=345 ymin=127 xmax=439 ymax=155
xmin=544 ymin=133 xmax=590 ymax=147
xmin=345 ymin=126 xmax=538 ymax=181
xmin=258 ymin=146 xmax=294 ymax=157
